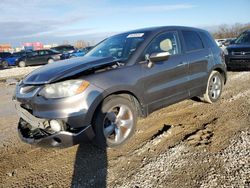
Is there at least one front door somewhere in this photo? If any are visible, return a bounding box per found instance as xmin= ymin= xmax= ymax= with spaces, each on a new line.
xmin=36 ymin=50 xmax=49 ymax=65
xmin=25 ymin=51 xmax=39 ymax=65
xmin=142 ymin=31 xmax=189 ymax=113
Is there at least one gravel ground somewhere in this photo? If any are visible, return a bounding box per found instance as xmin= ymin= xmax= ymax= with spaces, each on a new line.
xmin=200 ymin=130 xmax=250 ymax=188
xmin=0 ymin=66 xmax=41 ymax=80
xmin=0 ymin=71 xmax=249 ymax=188
xmin=119 ymin=130 xmax=250 ymax=188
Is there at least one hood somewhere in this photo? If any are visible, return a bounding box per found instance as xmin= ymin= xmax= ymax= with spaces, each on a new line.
xmin=227 ymin=44 xmax=250 ymax=52
xmin=23 ymin=56 xmax=116 ymax=85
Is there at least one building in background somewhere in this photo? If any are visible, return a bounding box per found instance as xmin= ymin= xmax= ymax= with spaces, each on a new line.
xmin=14 ymin=47 xmax=23 ymax=52
xmin=23 ymin=42 xmax=43 ymax=51
xmin=0 ymin=44 xmax=12 ymax=52
xmin=43 ymin=44 xmax=58 ymax=49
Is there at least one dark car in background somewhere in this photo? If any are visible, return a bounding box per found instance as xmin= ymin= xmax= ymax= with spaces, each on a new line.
xmin=51 ymin=45 xmax=76 ymax=60
xmin=223 ymin=38 xmax=236 ymax=46
xmin=14 ymin=26 xmax=227 ymax=149
xmin=0 ymin=52 xmax=11 ymax=59
xmin=60 ymin=46 xmax=93 ymax=59
xmin=225 ymin=30 xmax=250 ymax=70
xmin=71 ymin=46 xmax=94 ymax=57
xmin=51 ymin=45 xmax=75 ymax=54
xmin=60 ymin=48 xmax=86 ymax=59
xmin=0 ymin=52 xmax=11 ymax=66
xmin=0 ymin=51 xmax=29 ymax=68
xmin=17 ymin=49 xmax=61 ymax=67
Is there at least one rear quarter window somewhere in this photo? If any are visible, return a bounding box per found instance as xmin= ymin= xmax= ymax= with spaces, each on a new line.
xmin=182 ymin=30 xmax=204 ymax=52
xmin=199 ymin=31 xmax=218 ymax=48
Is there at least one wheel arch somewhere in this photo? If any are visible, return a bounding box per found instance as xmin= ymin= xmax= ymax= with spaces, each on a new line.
xmin=105 ymin=91 xmax=146 ymax=117
xmin=213 ymin=67 xmax=227 ymax=84
xmin=209 ymin=64 xmax=227 ymax=84
xmin=47 ymin=57 xmax=54 ymax=61
xmin=90 ymin=90 xmax=146 ymax=127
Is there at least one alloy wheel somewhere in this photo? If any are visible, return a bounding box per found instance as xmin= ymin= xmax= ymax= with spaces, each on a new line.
xmin=103 ymin=104 xmax=134 ymax=145
xmin=209 ymin=74 xmax=222 ymax=100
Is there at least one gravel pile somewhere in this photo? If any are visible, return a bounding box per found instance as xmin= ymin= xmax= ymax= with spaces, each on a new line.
xmin=0 ymin=66 xmax=41 ymax=80
xmin=117 ymin=144 xmax=188 ymax=188
xmin=200 ymin=130 xmax=250 ymax=188
xmin=117 ymin=130 xmax=249 ymax=188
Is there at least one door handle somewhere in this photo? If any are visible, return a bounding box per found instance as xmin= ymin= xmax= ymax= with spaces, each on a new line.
xmin=205 ymin=54 xmax=212 ymax=59
xmin=177 ymin=62 xmax=188 ymax=67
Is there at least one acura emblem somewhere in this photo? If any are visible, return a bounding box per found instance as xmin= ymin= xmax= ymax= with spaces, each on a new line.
xmin=241 ymin=52 xmax=245 ymax=55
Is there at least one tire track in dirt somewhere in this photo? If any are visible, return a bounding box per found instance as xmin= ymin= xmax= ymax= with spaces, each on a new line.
xmin=0 ymin=71 xmax=249 ymax=187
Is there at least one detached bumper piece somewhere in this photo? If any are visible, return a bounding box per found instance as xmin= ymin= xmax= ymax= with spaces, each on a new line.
xmin=18 ymin=118 xmax=95 ymax=148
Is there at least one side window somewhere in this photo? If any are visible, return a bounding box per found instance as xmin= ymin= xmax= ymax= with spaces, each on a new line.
xmin=43 ymin=50 xmax=49 ymax=55
xmin=199 ymin=31 xmax=217 ymax=48
xmin=144 ymin=31 xmax=180 ymax=56
xmin=38 ymin=51 xmax=45 ymax=55
xmin=31 ymin=51 xmax=38 ymax=56
xmin=182 ymin=30 xmax=204 ymax=51
xmin=55 ymin=47 xmax=63 ymax=52
xmin=2 ymin=53 xmax=11 ymax=58
xmin=47 ymin=50 xmax=53 ymax=54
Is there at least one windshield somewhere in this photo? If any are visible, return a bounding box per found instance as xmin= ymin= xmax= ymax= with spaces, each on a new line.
xmin=235 ymin=32 xmax=250 ymax=44
xmin=86 ymin=32 xmax=147 ymax=61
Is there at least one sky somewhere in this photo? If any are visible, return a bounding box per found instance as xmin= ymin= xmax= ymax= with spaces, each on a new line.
xmin=0 ymin=0 xmax=249 ymax=47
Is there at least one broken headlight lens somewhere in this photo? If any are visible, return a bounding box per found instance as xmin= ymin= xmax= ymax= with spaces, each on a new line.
xmin=39 ymin=80 xmax=89 ymax=99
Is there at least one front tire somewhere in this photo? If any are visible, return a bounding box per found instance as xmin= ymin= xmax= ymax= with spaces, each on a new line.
xmin=92 ymin=96 xmax=137 ymax=148
xmin=203 ymin=71 xmax=224 ymax=103
xmin=18 ymin=61 xmax=26 ymax=67
xmin=48 ymin=59 xmax=54 ymax=64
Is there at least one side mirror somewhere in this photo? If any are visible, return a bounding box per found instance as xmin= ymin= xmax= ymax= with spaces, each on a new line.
xmin=145 ymin=52 xmax=170 ymax=68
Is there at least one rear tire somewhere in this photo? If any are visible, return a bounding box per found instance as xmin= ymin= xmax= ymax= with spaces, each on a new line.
xmin=48 ymin=59 xmax=54 ymax=64
xmin=18 ymin=61 xmax=26 ymax=67
xmin=203 ymin=71 xmax=224 ymax=103
xmin=1 ymin=61 xmax=8 ymax=68
xmin=92 ymin=96 xmax=137 ymax=148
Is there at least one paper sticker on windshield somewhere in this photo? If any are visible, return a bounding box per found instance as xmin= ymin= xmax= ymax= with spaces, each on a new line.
xmin=127 ymin=33 xmax=144 ymax=38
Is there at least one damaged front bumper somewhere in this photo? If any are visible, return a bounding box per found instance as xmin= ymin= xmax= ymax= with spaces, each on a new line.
xmin=16 ymin=103 xmax=95 ymax=148
xmin=13 ymin=81 xmax=105 ymax=148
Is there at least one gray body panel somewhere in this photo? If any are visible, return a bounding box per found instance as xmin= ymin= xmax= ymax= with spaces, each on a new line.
xmin=14 ymin=26 xmax=227 ymax=147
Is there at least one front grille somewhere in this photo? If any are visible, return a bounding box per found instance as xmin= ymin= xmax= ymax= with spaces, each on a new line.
xmin=230 ymin=59 xmax=250 ymax=63
xmin=232 ymin=51 xmax=250 ymax=56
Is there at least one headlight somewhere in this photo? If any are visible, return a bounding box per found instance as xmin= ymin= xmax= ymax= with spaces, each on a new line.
xmin=39 ymin=80 xmax=89 ymax=99
xmin=223 ymin=48 xmax=229 ymax=55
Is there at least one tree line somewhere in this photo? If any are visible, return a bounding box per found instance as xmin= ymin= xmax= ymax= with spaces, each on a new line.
xmin=61 ymin=23 xmax=250 ymax=46
xmin=212 ymin=23 xmax=250 ymax=39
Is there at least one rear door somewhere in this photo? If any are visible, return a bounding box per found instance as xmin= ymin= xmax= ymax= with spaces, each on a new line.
xmin=142 ymin=31 xmax=189 ymax=113
xmin=25 ymin=51 xmax=39 ymax=65
xmin=181 ymin=30 xmax=211 ymax=97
